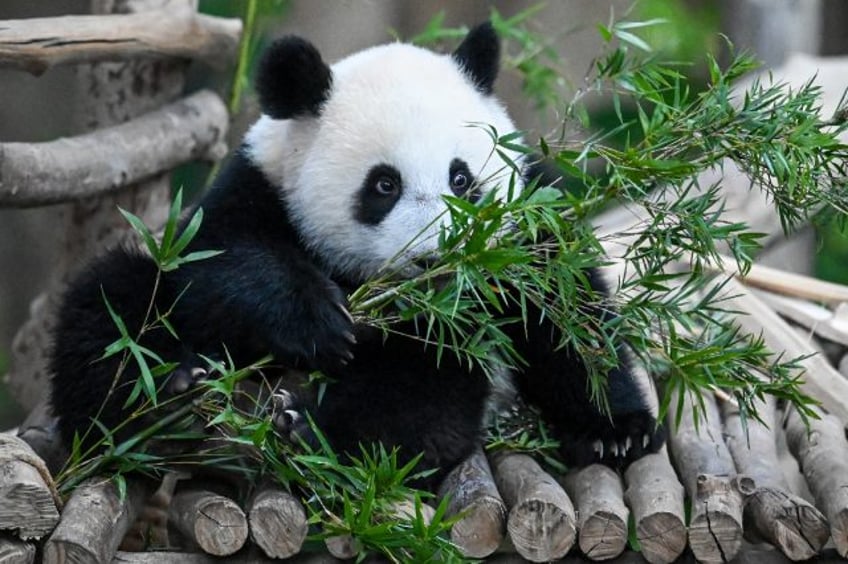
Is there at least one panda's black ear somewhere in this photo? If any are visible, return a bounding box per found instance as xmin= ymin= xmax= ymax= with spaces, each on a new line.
xmin=256 ymin=36 xmax=332 ymax=119
xmin=452 ymin=22 xmax=500 ymax=95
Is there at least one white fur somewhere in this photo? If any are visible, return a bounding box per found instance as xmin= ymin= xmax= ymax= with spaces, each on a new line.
xmin=246 ymin=41 xmax=525 ymax=280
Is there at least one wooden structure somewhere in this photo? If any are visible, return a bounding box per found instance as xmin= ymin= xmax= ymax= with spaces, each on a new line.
xmin=2 ymin=3 xmax=848 ymax=564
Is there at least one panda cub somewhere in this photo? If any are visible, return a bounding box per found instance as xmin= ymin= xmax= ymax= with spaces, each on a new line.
xmin=50 ymin=22 xmax=663 ymax=485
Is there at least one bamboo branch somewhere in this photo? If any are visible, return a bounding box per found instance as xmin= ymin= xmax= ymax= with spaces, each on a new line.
xmin=0 ymin=9 xmax=241 ymax=75
xmin=0 ymin=89 xmax=228 ymax=208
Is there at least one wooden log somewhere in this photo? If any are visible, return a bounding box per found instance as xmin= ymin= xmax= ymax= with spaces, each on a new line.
xmin=754 ymin=289 xmax=848 ymax=348
xmin=0 ymin=89 xmax=228 ymax=208
xmin=714 ymin=254 xmax=848 ymax=306
xmin=324 ymin=534 xmax=361 ymax=560
xmin=0 ymin=533 xmax=36 ymax=564
xmin=437 ymin=447 xmax=506 ymax=558
xmin=111 ymin=549 xmax=341 ymax=563
xmin=247 ymin=485 xmax=307 ymax=559
xmin=168 ymin=489 xmax=248 ymax=557
xmin=667 ymin=391 xmax=743 ymax=563
xmin=0 ymin=8 xmax=241 ymax=75
xmin=623 ymin=451 xmax=687 ymax=564
xmin=43 ymin=476 xmax=149 ymax=564
xmin=491 ymin=452 xmax=576 ymax=562
xmin=562 ymin=464 xmax=629 ymax=561
xmin=714 ymin=277 xmax=848 ymax=424
xmin=0 ymin=433 xmax=60 ymax=540
xmin=785 ymin=406 xmax=848 ymax=557
xmin=722 ymin=397 xmax=829 ymax=560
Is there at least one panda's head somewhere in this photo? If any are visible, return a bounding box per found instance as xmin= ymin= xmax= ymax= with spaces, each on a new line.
xmin=246 ymin=23 xmax=525 ymax=280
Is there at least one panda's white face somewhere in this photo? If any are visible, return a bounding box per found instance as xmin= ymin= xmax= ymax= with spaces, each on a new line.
xmin=246 ymin=42 xmax=524 ymax=281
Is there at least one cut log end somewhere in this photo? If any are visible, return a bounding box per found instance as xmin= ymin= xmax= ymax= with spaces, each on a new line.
xmin=169 ymin=490 xmax=247 ymax=557
xmin=247 ymin=488 xmax=307 ymax=559
xmin=449 ymin=496 xmax=506 ymax=558
xmin=688 ymin=510 xmax=743 ymax=564
xmin=578 ymin=510 xmax=628 ymax=560
xmin=635 ymin=512 xmax=688 ymax=564
xmin=507 ymin=500 xmax=576 ymax=562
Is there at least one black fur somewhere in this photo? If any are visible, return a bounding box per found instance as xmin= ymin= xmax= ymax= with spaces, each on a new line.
xmin=49 ymin=25 xmax=663 ymax=488
xmin=452 ymin=22 xmax=500 ymax=95
xmin=256 ymin=36 xmax=332 ymax=119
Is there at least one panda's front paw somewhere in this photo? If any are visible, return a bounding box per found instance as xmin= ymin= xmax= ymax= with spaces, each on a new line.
xmin=560 ymin=410 xmax=665 ymax=470
xmin=278 ymin=282 xmax=356 ymax=372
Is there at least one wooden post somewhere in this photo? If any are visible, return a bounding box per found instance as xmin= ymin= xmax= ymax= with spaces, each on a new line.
xmin=491 ymin=452 xmax=576 ymax=562
xmin=562 ymin=464 xmax=629 ymax=561
xmin=437 ymin=447 xmax=506 ymax=558
xmin=623 ymin=451 xmax=686 ymax=564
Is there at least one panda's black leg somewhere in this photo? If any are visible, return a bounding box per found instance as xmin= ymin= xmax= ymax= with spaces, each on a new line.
xmin=306 ymin=329 xmax=490 ymax=489
xmin=502 ymin=268 xmax=664 ymax=469
xmin=510 ymin=337 xmax=663 ymax=469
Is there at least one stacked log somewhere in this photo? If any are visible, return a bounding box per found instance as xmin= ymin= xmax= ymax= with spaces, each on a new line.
xmin=490 ymin=452 xmax=576 ymax=562
xmin=623 ymin=451 xmax=686 ymax=564
xmin=437 ymin=447 xmax=506 ymax=558
xmin=562 ymin=464 xmax=629 ymax=561
xmin=667 ymin=390 xmax=744 ymax=563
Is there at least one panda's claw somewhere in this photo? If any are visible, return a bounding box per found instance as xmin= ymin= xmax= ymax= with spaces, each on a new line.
xmin=593 ymin=439 xmax=604 ymax=459
xmin=336 ymin=302 xmax=355 ymax=325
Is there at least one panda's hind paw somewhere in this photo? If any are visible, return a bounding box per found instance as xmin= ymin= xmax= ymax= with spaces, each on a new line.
xmin=164 ymin=355 xmax=214 ymax=398
xmin=271 ymin=388 xmax=310 ymax=444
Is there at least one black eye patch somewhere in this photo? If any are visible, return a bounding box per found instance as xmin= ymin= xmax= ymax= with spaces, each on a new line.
xmin=449 ymin=158 xmax=480 ymax=202
xmin=355 ymin=164 xmax=403 ymax=225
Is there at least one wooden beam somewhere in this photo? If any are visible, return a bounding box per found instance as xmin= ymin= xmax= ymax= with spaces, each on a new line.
xmin=0 ymin=89 xmax=228 ymax=208
xmin=0 ymin=9 xmax=241 ymax=75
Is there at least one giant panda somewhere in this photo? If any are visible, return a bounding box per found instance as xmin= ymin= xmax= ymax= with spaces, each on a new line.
xmin=49 ymin=22 xmax=663 ymax=486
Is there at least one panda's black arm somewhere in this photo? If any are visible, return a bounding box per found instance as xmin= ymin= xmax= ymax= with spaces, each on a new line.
xmin=169 ymin=237 xmax=354 ymax=374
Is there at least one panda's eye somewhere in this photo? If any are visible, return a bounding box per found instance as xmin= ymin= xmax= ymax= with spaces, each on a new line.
xmin=451 ymin=172 xmax=469 ymax=193
xmin=374 ymin=176 xmax=399 ymax=196
xmin=449 ymin=158 xmax=477 ymax=200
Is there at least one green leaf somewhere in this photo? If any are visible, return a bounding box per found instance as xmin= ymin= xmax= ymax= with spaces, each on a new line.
xmin=118 ymin=208 xmax=160 ymax=261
